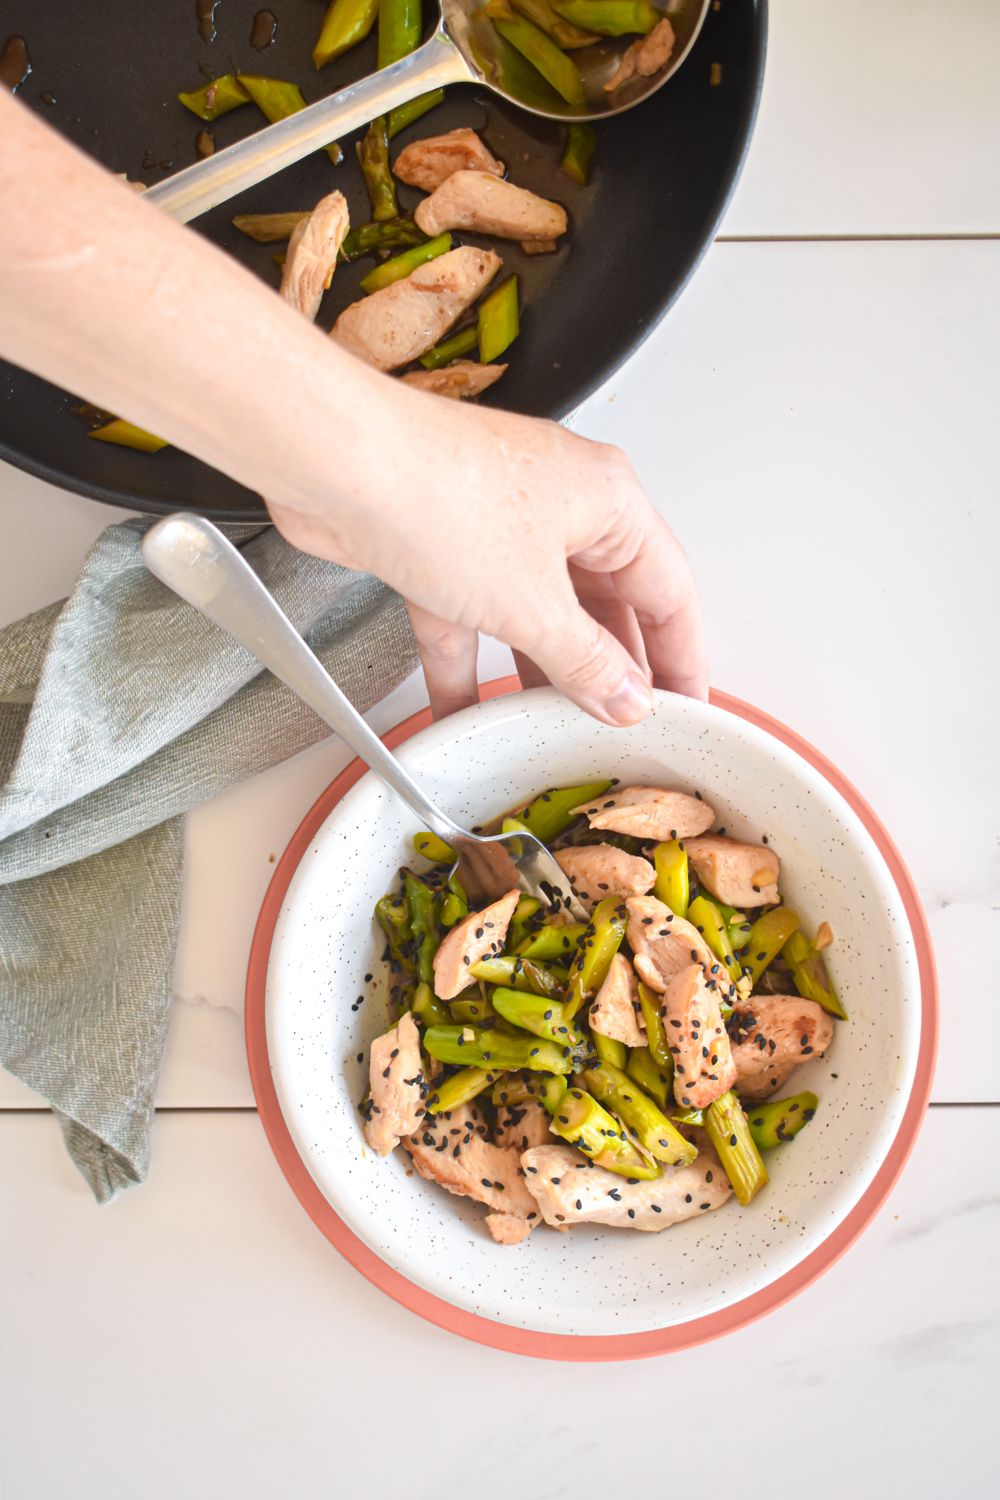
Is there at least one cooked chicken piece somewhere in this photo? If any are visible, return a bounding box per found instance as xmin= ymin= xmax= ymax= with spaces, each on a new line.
xmin=363 ymin=1011 xmax=426 ymax=1155
xmin=521 ymin=239 xmax=558 ymax=255
xmin=486 ymin=1211 xmax=534 ymax=1245
xmin=414 ymin=171 xmax=568 ymax=245
xmin=394 ymin=127 xmax=505 ymax=193
xmin=522 ymin=1142 xmax=732 ymax=1231
xmin=279 ymin=191 xmax=349 ymax=322
xmin=493 ymin=1099 xmax=553 ymax=1153
xmin=605 ymin=16 xmax=676 ymax=92
xmin=332 ymin=246 xmax=502 ymax=372
xmin=685 ymin=835 xmax=781 ymax=907
xmin=400 ymin=360 xmax=507 ymax=400
xmin=571 ymin=786 xmax=715 ymax=841
xmin=625 ymin=896 xmax=734 ymax=1003
xmin=729 ymin=994 xmax=835 ymax=1102
xmin=662 ymin=963 xmax=737 ymax=1109
xmin=589 ymin=952 xmax=646 ymax=1048
xmin=555 ymin=844 xmax=655 ymax=910
xmin=432 ymin=887 xmax=520 ymax=999
xmin=403 ymin=1102 xmax=537 ymax=1222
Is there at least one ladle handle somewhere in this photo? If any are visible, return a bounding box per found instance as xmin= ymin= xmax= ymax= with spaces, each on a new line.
xmin=140 ymin=514 xmax=467 ymax=844
xmin=145 ymin=32 xmax=474 ymax=224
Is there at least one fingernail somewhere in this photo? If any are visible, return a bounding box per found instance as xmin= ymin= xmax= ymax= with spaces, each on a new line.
xmin=603 ymin=670 xmax=653 ymax=726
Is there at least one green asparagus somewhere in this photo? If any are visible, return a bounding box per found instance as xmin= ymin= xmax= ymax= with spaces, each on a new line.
xmin=511 ymin=0 xmax=599 ymax=46
xmin=423 ymin=1025 xmax=572 ymax=1073
xmin=340 ymin=219 xmax=425 ymax=260
xmin=438 ymin=873 xmax=469 ymax=929
xmin=312 ymin=0 xmax=379 ymax=67
xmin=403 ymin=871 xmax=438 ymax=984
xmin=412 ymin=830 xmax=455 ymax=864
xmin=565 ymin=897 xmax=627 ymax=1019
xmin=742 ymin=907 xmax=800 ymax=987
xmin=491 ymin=987 xmax=583 ymax=1047
xmin=375 ymin=892 xmax=415 ymax=971
xmin=515 ymin=779 xmax=612 ymax=845
xmin=89 ymin=420 xmax=168 ymax=453
xmin=412 ymin=980 xmax=450 ymax=1027
xmin=560 ymin=122 xmax=596 ymax=185
xmin=232 ymin=211 xmax=310 ymax=243
xmin=356 ymin=115 xmax=398 ymax=222
xmin=388 ymin=89 xmax=446 ymax=138
xmin=491 ymin=1070 xmax=566 ymax=1112
xmin=747 ymin=1091 xmax=819 ymax=1151
xmin=592 ymin=1031 xmax=627 ymax=1070
xmin=549 ymin=1088 xmax=661 ymax=1178
xmin=238 ymin=76 xmax=342 ymax=165
xmin=178 ymin=75 xmax=251 ymax=121
xmin=426 ymin=1066 xmax=500 ymax=1115
xmin=581 ymin=1061 xmax=697 ymax=1166
xmin=360 ymin=233 xmax=453 ymax=293
xmin=626 ymin=1045 xmax=672 ymax=1110
xmin=478 ymin=275 xmax=520 ymax=364
xmin=688 ymin=894 xmax=743 ymax=985
xmin=486 ymin=2 xmax=587 ymax=106
xmin=418 ymin=326 xmax=479 ymax=370
xmin=704 ymin=1089 xmax=769 ymax=1205
xmin=470 ymin=955 xmax=564 ymax=998
xmin=516 ymin=922 xmax=587 ymax=962
xmin=782 ymin=930 xmax=847 ymax=1019
xmin=636 ymin=981 xmax=671 ymax=1070
xmin=553 ymin=0 xmax=659 ymax=35
xmin=653 ymin=838 xmax=689 ymax=917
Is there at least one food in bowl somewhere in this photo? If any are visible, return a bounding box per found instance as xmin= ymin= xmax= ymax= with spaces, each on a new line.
xmin=361 ymin=779 xmax=847 ymax=1245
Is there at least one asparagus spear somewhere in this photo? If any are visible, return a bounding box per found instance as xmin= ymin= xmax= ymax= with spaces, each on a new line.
xmin=560 ymin=122 xmax=596 ymax=185
xmin=313 ymin=0 xmax=380 ymax=66
xmin=491 ymin=1070 xmax=566 ymax=1112
xmin=782 ymin=930 xmax=848 ymax=1019
xmin=418 ymin=326 xmax=479 ymax=370
xmin=238 ymin=76 xmax=342 ymax=164
xmin=549 ymin=1088 xmax=661 ymax=1178
xmin=412 ymin=830 xmax=455 ymax=864
xmin=688 ymin=895 xmax=743 ymax=985
xmin=426 ymin=1066 xmax=500 ymax=1114
xmin=512 ymin=0 xmax=599 ymax=47
xmin=478 ymin=275 xmax=520 ymax=364
xmin=375 ymin=892 xmax=415 ymax=971
xmin=89 ymin=419 xmax=168 ymax=453
xmin=438 ymin=873 xmax=469 ymax=929
xmin=507 ymin=894 xmax=543 ymax=950
xmin=565 ymin=897 xmax=627 ymax=1019
xmin=592 ymin=1032 xmax=627 ymax=1070
xmin=704 ymin=1089 xmax=769 ymax=1205
xmin=412 ymin=980 xmax=450 ymax=1027
xmin=486 ymin=2 xmax=586 ymax=106
xmin=491 ymin=987 xmax=583 ymax=1047
xmin=357 ymin=115 xmax=398 ymax=222
xmin=747 ymin=1091 xmax=819 ymax=1151
xmin=423 ymin=1025 xmax=572 ymax=1072
xmin=636 ymin=981 xmax=671 ymax=1070
xmin=448 ymin=993 xmax=503 ymax=1025
xmin=516 ymin=921 xmax=588 ymax=961
xmin=360 ymin=233 xmax=452 ymax=293
xmin=553 ymin=0 xmax=659 ymax=35
xmin=742 ymin=907 xmax=800 ymax=987
xmin=178 ymin=75 xmax=251 ymax=121
xmin=652 ymin=838 xmax=690 ymax=918
xmin=515 ymin=779 xmax=612 ymax=845
xmin=232 ymin=211 xmax=310 ymax=244
xmin=470 ymin=955 xmax=564 ymax=998
xmin=581 ymin=1061 xmax=697 ymax=1167
xmin=671 ymin=1106 xmax=704 ymax=1127
xmin=403 ymin=871 xmax=439 ymax=984
xmin=387 ymin=89 xmax=446 ymax=138
xmin=341 ymin=219 xmax=426 ymax=260
xmin=626 ymin=1045 xmax=672 ymax=1110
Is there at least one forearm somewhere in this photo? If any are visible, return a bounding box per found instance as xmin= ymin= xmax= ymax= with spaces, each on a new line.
xmin=0 ymin=91 xmax=401 ymax=533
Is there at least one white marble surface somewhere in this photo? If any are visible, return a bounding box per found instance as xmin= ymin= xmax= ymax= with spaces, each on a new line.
xmin=2 ymin=0 xmax=999 ymax=1491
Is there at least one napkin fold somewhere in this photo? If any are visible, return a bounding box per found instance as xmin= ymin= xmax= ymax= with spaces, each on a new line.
xmin=0 ymin=518 xmax=417 ymax=1200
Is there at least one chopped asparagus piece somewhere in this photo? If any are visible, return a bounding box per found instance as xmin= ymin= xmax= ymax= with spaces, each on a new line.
xmin=412 ymin=980 xmax=450 ymax=1027
xmin=423 ymin=1025 xmax=572 ymax=1073
xmin=88 ymin=419 xmax=168 ymax=453
xmin=426 ymin=1066 xmax=500 ymax=1114
xmin=470 ymin=955 xmax=564 ymax=998
xmin=652 ymin=838 xmax=690 ymax=918
xmin=403 ymin=870 xmax=438 ymax=984
xmin=375 ymin=893 xmax=415 ymax=971
xmin=742 ymin=907 xmax=800 ymax=987
xmin=626 ymin=1045 xmax=672 ymax=1110
xmin=178 ymin=75 xmax=251 ymax=121
xmin=782 ymin=930 xmax=848 ymax=1019
xmin=388 ymin=89 xmax=447 ymax=138
xmin=560 ymin=122 xmax=596 ymax=185
xmin=550 ymin=1088 xmax=661 ymax=1178
xmin=478 ymin=275 xmax=520 ymax=364
xmin=239 ymin=75 xmax=342 ymax=164
xmin=747 ymin=1091 xmax=819 ymax=1151
xmin=592 ymin=1031 xmax=627 ymax=1070
xmin=553 ymin=0 xmax=659 ymax=35
xmin=636 ymin=981 xmax=671 ymax=1070
xmin=516 ymin=921 xmax=587 ymax=962
xmin=412 ymin=830 xmax=456 ymax=864
xmin=516 ymin=779 xmax=612 ymax=845
xmin=491 ymin=987 xmax=583 ymax=1046
xmin=705 ymin=1089 xmax=769 ymax=1205
xmin=486 ymin=3 xmax=586 ymax=106
xmin=512 ymin=0 xmax=599 ymax=47
xmin=341 ymin=219 xmax=425 ymax=261
xmin=361 ymin=233 xmax=453 ymax=293
xmin=581 ymin=1061 xmax=697 ymax=1166
xmin=688 ymin=895 xmax=743 ymax=985
xmin=312 ymin=0 xmax=379 ymax=67
xmin=565 ymin=897 xmax=627 ymax=1019
xmin=357 ymin=115 xmax=398 ymax=221
xmin=419 ymin=326 xmax=479 ymax=370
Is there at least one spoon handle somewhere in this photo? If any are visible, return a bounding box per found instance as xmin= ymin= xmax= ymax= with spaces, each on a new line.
xmin=141 ymin=514 xmax=467 ymax=844
xmin=145 ymin=32 xmax=474 ymax=224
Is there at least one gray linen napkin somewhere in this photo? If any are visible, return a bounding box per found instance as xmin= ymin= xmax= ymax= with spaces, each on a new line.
xmin=0 ymin=517 xmax=417 ymax=1201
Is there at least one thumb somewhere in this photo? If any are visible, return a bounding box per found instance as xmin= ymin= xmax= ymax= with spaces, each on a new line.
xmin=523 ymin=599 xmax=653 ymax=727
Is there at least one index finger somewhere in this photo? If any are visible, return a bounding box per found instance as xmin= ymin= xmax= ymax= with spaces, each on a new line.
xmin=606 ymin=511 xmax=708 ymax=701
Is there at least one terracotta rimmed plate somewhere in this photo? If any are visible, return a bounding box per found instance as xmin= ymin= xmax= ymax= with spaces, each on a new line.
xmin=245 ymin=678 xmax=937 ymax=1360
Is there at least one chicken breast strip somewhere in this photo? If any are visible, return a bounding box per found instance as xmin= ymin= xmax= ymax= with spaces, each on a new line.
xmin=279 ymin=190 xmax=349 ymax=323
xmin=400 ymin=360 xmax=507 ymax=400
xmin=685 ymin=835 xmax=781 ymax=907
xmin=662 ymin=963 xmax=737 ymax=1109
xmin=362 ymin=1011 xmax=426 ymax=1155
xmin=605 ymin=17 xmax=676 ymax=92
xmin=555 ymin=844 xmax=655 ymax=910
xmin=394 ymin=127 xmax=505 ymax=192
xmin=433 ymin=887 xmax=520 ymax=999
xmin=625 ymin=895 xmax=735 ymax=1003
xmin=414 ymin=171 xmax=568 ymax=245
xmin=332 ymin=246 xmax=502 ymax=371
xmin=522 ymin=1142 xmax=732 ymax=1231
xmin=571 ymin=785 xmax=715 ymax=841
xmin=589 ymin=952 xmax=646 ymax=1048
xmin=728 ymin=994 xmax=835 ymax=1101
xmin=403 ymin=1102 xmax=538 ymax=1223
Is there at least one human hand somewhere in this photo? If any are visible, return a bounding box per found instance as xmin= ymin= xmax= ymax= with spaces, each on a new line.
xmin=267 ymin=386 xmax=707 ymax=725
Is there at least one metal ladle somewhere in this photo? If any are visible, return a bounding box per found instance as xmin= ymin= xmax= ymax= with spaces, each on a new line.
xmin=145 ymin=0 xmax=711 ymax=223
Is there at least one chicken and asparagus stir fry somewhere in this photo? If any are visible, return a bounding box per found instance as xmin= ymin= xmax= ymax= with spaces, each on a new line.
xmin=85 ymin=0 xmax=684 ymax=449
xmin=362 ymin=781 xmax=846 ymax=1245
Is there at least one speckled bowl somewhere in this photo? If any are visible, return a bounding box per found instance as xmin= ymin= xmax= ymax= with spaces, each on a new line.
xmin=254 ymin=685 xmax=928 ymax=1347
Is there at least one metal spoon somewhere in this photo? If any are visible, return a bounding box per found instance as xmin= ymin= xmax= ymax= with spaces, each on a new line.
xmin=145 ymin=0 xmax=710 ymax=223
xmin=141 ymin=513 xmax=588 ymax=918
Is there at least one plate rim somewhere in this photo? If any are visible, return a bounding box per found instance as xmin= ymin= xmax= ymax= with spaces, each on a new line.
xmin=245 ymin=675 xmax=938 ymax=1361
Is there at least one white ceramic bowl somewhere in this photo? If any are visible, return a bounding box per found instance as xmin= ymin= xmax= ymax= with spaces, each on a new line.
xmin=265 ymin=688 xmax=921 ymax=1338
